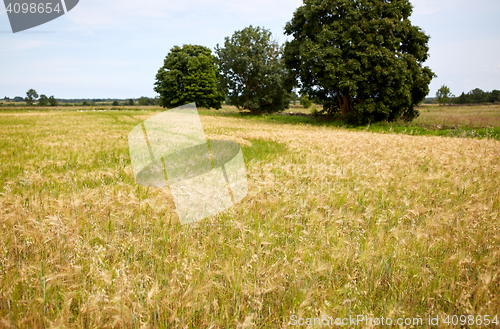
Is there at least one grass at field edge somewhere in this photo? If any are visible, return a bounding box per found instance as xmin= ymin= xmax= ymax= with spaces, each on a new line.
xmin=197 ymin=109 xmax=500 ymax=141
xmin=2 ymin=106 xmax=500 ymax=141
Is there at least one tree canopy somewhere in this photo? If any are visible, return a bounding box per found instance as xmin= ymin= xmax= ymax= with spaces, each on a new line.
xmin=436 ymin=85 xmax=453 ymax=105
xmin=25 ymin=89 xmax=38 ymax=106
xmin=155 ymin=44 xmax=224 ymax=109
xmin=301 ymin=94 xmax=312 ymax=108
xmin=138 ymin=97 xmax=152 ymax=106
xmin=216 ymin=26 xmax=291 ymax=114
xmin=48 ymin=96 xmax=57 ymax=106
xmin=284 ymin=0 xmax=435 ymax=123
xmin=38 ymin=94 xmax=49 ymax=106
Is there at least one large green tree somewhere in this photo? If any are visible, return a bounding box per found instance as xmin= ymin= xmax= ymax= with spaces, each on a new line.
xmin=216 ymin=26 xmax=291 ymax=114
xmin=155 ymin=44 xmax=224 ymax=109
xmin=284 ymin=0 xmax=435 ymax=123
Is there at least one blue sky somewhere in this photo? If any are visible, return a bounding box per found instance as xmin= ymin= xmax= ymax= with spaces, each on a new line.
xmin=1 ymin=0 xmax=499 ymax=99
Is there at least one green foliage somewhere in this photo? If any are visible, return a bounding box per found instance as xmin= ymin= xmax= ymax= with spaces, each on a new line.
xmin=301 ymin=94 xmax=312 ymax=108
xmin=436 ymin=85 xmax=453 ymax=105
xmin=216 ymin=26 xmax=291 ymax=114
xmin=25 ymin=89 xmax=38 ymax=106
xmin=48 ymin=96 xmax=57 ymax=106
xmin=454 ymin=88 xmax=500 ymax=105
xmin=491 ymin=90 xmax=500 ymax=103
xmin=137 ymin=97 xmax=152 ymax=106
xmin=310 ymin=104 xmax=319 ymax=116
xmin=284 ymin=0 xmax=435 ymax=123
xmin=155 ymin=44 xmax=224 ymax=109
xmin=38 ymin=94 xmax=49 ymax=106
xmin=291 ymin=91 xmax=300 ymax=105
xmin=112 ymin=100 xmax=119 ymax=106
xmin=128 ymin=99 xmax=134 ymax=106
xmin=469 ymin=88 xmax=486 ymax=104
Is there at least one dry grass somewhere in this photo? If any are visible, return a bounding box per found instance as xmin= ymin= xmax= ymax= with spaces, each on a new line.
xmin=0 ymin=110 xmax=499 ymax=328
xmin=415 ymin=105 xmax=500 ymax=128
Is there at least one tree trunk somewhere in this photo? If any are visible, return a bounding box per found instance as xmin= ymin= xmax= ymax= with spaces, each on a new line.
xmin=336 ymin=91 xmax=350 ymax=118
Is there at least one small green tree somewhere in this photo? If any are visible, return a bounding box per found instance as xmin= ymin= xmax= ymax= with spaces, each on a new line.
xmin=155 ymin=44 xmax=224 ymax=109
xmin=25 ymin=89 xmax=38 ymax=106
xmin=128 ymin=99 xmax=135 ymax=106
xmin=82 ymin=100 xmax=89 ymax=106
xmin=284 ymin=0 xmax=435 ymax=123
xmin=112 ymin=100 xmax=119 ymax=106
xmin=301 ymin=94 xmax=312 ymax=108
xmin=436 ymin=85 xmax=453 ymax=105
xmin=138 ymin=97 xmax=151 ymax=106
xmin=291 ymin=91 xmax=300 ymax=105
xmin=216 ymin=26 xmax=291 ymax=114
xmin=38 ymin=94 xmax=49 ymax=106
xmin=48 ymin=96 xmax=57 ymax=106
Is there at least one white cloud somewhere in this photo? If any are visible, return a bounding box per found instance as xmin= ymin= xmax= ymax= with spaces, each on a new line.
xmin=64 ymin=0 xmax=302 ymax=32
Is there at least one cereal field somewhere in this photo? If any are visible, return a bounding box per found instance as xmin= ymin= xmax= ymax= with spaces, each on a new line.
xmin=0 ymin=109 xmax=499 ymax=328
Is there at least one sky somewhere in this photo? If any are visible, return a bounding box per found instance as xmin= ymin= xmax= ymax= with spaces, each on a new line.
xmin=1 ymin=0 xmax=499 ymax=99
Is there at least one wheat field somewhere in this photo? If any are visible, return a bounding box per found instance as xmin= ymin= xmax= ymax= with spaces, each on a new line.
xmin=0 ymin=110 xmax=499 ymax=328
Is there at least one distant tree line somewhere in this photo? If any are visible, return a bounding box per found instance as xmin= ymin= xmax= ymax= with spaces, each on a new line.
xmin=436 ymin=85 xmax=500 ymax=105
xmin=453 ymin=89 xmax=500 ymax=105
xmin=3 ymin=96 xmax=25 ymax=102
xmin=4 ymin=92 xmax=160 ymax=107
xmin=78 ymin=98 xmax=159 ymax=106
